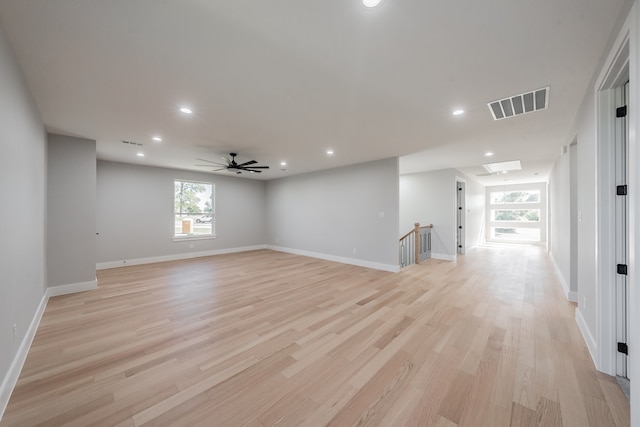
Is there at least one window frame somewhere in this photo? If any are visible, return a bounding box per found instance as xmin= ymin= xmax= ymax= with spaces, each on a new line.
xmin=173 ymin=179 xmax=216 ymax=241
xmin=485 ymin=183 xmax=547 ymax=244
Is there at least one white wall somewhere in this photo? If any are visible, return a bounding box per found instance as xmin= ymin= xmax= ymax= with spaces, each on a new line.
xmin=47 ymin=134 xmax=96 ymax=288
xmin=549 ymin=148 xmax=572 ymax=299
xmin=265 ymin=158 xmax=400 ymax=271
xmin=462 ymin=175 xmax=485 ymax=250
xmin=0 ymin=24 xmax=47 ymax=413
xmin=400 ymin=169 xmax=455 ymax=259
xmin=400 ymin=168 xmax=484 ymax=260
xmin=96 ymin=161 xmax=266 ymax=265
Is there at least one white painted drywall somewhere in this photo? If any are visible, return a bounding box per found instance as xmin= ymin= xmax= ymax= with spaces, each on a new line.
xmin=460 ymin=174 xmax=485 ymax=250
xmin=575 ymin=86 xmax=599 ymax=342
xmin=96 ymin=161 xmax=266 ymax=264
xmin=47 ymin=134 xmax=96 ymax=288
xmin=400 ymin=169 xmax=455 ymax=259
xmin=549 ymin=148 xmax=571 ymax=297
xmin=265 ymin=158 xmax=399 ymax=269
xmin=0 ymin=23 xmax=46 ymax=405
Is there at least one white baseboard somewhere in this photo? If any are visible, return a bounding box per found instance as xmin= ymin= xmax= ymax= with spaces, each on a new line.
xmin=549 ymin=254 xmax=577 ymax=302
xmin=431 ymin=253 xmax=456 ymax=261
xmin=96 ymin=245 xmax=267 ymax=270
xmin=266 ymin=245 xmax=400 ymax=273
xmin=0 ymin=292 xmax=48 ymax=422
xmin=47 ymin=278 xmax=97 ymax=297
xmin=576 ymin=307 xmax=598 ymax=368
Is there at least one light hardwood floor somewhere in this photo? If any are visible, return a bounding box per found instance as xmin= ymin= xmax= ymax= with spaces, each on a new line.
xmin=1 ymin=245 xmax=630 ymax=426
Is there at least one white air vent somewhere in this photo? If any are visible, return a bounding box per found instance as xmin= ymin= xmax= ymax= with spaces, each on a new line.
xmin=122 ymin=140 xmax=143 ymax=146
xmin=488 ymin=87 xmax=549 ymax=120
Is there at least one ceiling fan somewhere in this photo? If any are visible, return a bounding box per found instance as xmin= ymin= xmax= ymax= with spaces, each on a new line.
xmin=196 ymin=153 xmax=270 ymax=174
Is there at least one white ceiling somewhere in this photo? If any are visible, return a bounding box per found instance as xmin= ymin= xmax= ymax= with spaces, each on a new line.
xmin=0 ymin=0 xmax=628 ymax=184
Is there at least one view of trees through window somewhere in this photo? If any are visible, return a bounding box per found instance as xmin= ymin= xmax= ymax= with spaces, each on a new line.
xmin=490 ymin=190 xmax=540 ymax=204
xmin=174 ymin=180 xmax=214 ymax=237
xmin=492 ymin=209 xmax=540 ymax=222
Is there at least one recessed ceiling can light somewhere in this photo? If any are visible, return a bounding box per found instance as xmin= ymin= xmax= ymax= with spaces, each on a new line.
xmin=452 ymin=109 xmax=465 ymax=116
xmin=362 ymin=0 xmax=382 ymax=7
xmin=137 ymin=152 xmax=145 ymax=157
xmin=485 ymin=152 xmax=494 ymax=157
xmin=326 ymin=149 xmax=334 ymax=155
xmin=280 ymin=161 xmax=287 ymax=166
xmin=152 ymin=136 xmax=162 ymax=142
xmin=180 ymin=107 xmax=193 ymax=114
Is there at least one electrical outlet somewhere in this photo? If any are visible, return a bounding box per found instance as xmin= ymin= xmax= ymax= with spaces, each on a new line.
xmin=353 ymin=248 xmax=357 ymax=254
xmin=12 ymin=324 xmax=16 ymax=342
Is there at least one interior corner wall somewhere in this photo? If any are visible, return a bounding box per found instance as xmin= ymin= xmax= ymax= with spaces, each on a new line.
xmin=96 ymin=161 xmax=266 ymax=264
xmin=399 ymin=169 xmax=457 ymax=260
xmin=47 ymin=134 xmax=96 ymax=288
xmin=265 ymin=158 xmax=400 ymax=270
xmin=548 ymin=149 xmax=572 ymax=298
xmin=0 ymin=22 xmax=47 ymax=407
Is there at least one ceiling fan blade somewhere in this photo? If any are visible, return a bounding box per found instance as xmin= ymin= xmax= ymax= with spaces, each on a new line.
xmin=196 ymin=158 xmax=228 ymax=166
xmin=246 ymin=169 xmax=262 ymax=173
xmin=197 ymin=158 xmax=221 ymax=164
xmin=211 ymin=168 xmax=226 ymax=171
xmin=242 ymin=166 xmax=269 ymax=169
xmin=237 ymin=160 xmax=257 ymax=167
xmin=195 ymin=163 xmax=226 ymax=167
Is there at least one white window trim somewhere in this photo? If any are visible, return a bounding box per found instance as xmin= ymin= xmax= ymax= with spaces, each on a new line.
xmin=485 ymin=183 xmax=547 ymax=244
xmin=174 ymin=179 xmax=215 ymax=238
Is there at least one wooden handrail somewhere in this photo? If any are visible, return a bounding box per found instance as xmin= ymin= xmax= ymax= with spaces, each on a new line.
xmin=399 ymin=223 xmax=433 ymax=242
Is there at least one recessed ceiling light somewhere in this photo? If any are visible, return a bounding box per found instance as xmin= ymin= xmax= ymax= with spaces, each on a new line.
xmin=280 ymin=161 xmax=287 ymax=167
xmin=452 ymin=109 xmax=465 ymax=116
xmin=152 ymin=136 xmax=162 ymax=142
xmin=136 ymin=152 xmax=145 ymax=157
xmin=326 ymin=149 xmax=334 ymax=155
xmin=180 ymin=107 xmax=193 ymax=114
xmin=485 ymin=152 xmax=494 ymax=157
xmin=362 ymin=0 xmax=382 ymax=7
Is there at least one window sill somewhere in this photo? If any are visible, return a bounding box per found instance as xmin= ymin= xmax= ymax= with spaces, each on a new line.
xmin=173 ymin=235 xmax=216 ymax=242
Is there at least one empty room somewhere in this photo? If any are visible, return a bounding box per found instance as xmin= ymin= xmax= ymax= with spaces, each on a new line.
xmin=0 ymin=0 xmax=638 ymax=426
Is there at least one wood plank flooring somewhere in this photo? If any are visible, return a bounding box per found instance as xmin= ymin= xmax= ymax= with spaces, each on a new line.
xmin=0 ymin=245 xmax=630 ymax=426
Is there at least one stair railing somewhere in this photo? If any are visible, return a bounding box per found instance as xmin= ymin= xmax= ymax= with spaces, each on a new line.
xmin=399 ymin=223 xmax=432 ymax=267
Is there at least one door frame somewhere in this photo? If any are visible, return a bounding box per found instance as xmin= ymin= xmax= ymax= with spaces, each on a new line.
xmin=456 ymin=179 xmax=466 ymax=255
xmin=594 ymin=13 xmax=632 ymax=378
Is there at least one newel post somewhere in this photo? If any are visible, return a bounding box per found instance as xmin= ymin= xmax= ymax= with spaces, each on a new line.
xmin=414 ymin=223 xmax=420 ymax=265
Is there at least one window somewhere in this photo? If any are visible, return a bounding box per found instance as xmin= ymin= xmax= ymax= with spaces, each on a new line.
xmin=491 ymin=209 xmax=540 ymax=222
xmin=485 ymin=184 xmax=546 ymax=244
xmin=489 ymin=190 xmax=540 ymax=204
xmin=174 ymin=180 xmax=214 ymax=238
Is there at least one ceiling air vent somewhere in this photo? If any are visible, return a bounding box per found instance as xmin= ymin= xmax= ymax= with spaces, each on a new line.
xmin=488 ymin=86 xmax=549 ymax=120
xmin=122 ymin=140 xmax=143 ymax=146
